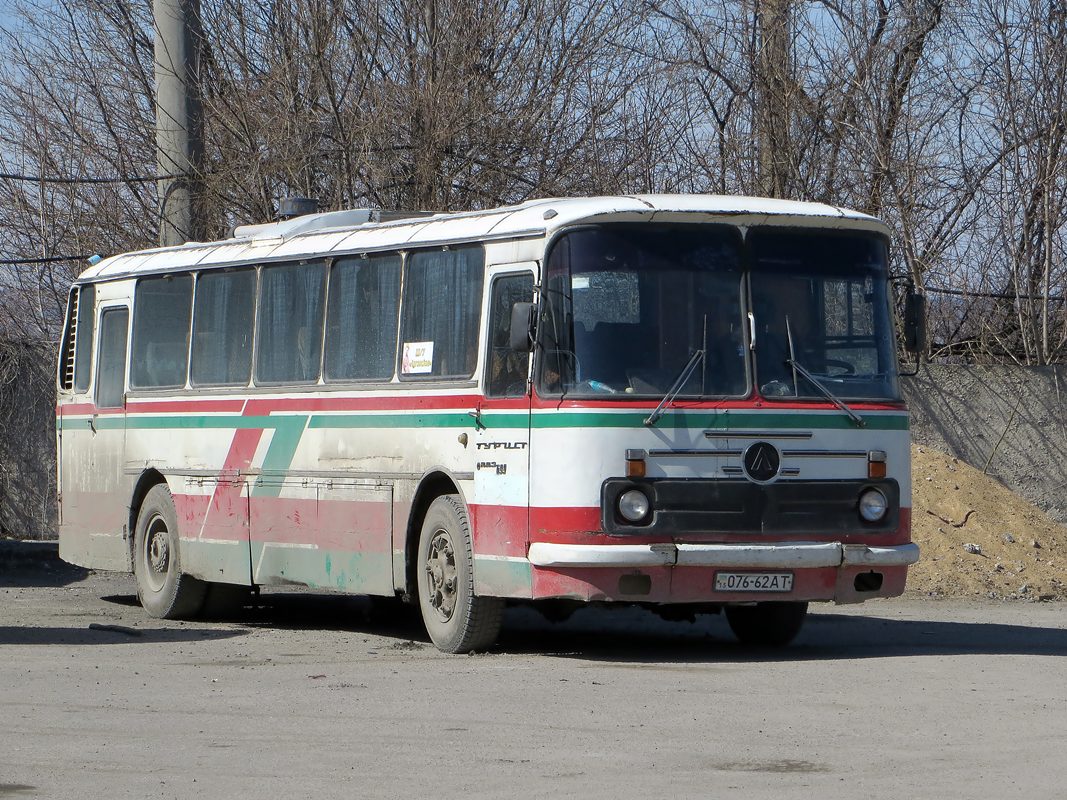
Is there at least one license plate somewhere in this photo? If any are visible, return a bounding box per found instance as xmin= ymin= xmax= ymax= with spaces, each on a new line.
xmin=714 ymin=572 xmax=794 ymax=592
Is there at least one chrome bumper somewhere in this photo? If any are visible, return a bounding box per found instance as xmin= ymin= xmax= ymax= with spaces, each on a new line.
xmin=527 ymin=541 xmax=920 ymax=569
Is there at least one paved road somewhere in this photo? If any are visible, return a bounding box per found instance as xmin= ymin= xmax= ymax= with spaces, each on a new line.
xmin=2 ymin=560 xmax=1066 ymax=799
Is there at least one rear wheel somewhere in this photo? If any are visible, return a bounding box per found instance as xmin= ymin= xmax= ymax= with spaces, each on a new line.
xmin=725 ymin=601 xmax=808 ymax=647
xmin=416 ymin=494 xmax=503 ymax=653
xmin=133 ymin=484 xmax=206 ymax=619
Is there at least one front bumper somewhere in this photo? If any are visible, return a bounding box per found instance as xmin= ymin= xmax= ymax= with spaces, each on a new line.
xmin=527 ymin=541 xmax=920 ymax=569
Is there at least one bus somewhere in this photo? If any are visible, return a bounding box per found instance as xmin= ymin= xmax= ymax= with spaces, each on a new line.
xmin=56 ymin=195 xmax=922 ymax=652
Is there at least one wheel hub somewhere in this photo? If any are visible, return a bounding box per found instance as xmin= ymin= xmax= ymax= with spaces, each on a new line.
xmin=424 ymin=530 xmax=458 ymax=621
xmin=148 ymin=532 xmax=169 ymax=573
xmin=141 ymin=514 xmax=171 ymax=593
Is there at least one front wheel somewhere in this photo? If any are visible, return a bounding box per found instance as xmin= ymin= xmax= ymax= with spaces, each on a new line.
xmin=416 ymin=495 xmax=503 ymax=653
xmin=133 ymin=484 xmax=206 ymax=619
xmin=725 ymin=601 xmax=808 ymax=647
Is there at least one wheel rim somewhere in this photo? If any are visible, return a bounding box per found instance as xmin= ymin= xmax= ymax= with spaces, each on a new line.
xmin=142 ymin=513 xmax=170 ymax=593
xmin=424 ymin=528 xmax=458 ymax=622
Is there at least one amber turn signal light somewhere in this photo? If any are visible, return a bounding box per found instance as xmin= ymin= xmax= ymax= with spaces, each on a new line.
xmin=625 ymin=449 xmax=646 ymax=478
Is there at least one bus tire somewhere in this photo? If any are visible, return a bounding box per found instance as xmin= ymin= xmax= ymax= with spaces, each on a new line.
xmin=725 ymin=601 xmax=808 ymax=647
xmin=416 ymin=494 xmax=503 ymax=653
xmin=133 ymin=484 xmax=206 ymax=619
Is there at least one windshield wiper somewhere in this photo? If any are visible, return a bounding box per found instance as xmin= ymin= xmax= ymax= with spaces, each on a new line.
xmin=645 ymin=351 xmax=706 ymax=428
xmin=646 ymin=316 xmax=710 ymax=427
xmin=785 ymin=316 xmax=865 ymax=428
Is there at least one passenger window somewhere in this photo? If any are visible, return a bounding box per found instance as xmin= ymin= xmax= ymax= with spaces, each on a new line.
xmin=485 ymin=274 xmax=534 ymax=397
xmin=74 ymin=285 xmax=95 ymax=392
xmin=324 ymin=254 xmax=401 ymax=381
xmin=130 ymin=275 xmax=192 ymax=389
xmin=399 ymin=247 xmax=484 ymax=379
xmin=96 ymin=308 xmax=129 ymax=409
xmin=191 ymin=269 xmax=256 ymax=386
xmin=256 ymin=262 xmax=326 ymax=384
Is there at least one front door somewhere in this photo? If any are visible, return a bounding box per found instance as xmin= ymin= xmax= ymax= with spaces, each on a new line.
xmin=472 ymin=268 xmax=535 ymax=597
xmin=81 ymin=304 xmax=130 ymax=569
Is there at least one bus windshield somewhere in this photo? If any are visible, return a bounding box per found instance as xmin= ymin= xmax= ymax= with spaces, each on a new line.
xmin=539 ymin=225 xmax=747 ymax=397
xmin=539 ymin=224 xmax=899 ymax=401
xmin=750 ymin=230 xmax=900 ymax=401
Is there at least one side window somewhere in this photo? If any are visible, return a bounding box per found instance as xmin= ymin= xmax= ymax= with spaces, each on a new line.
xmin=399 ymin=247 xmax=484 ymax=379
xmin=485 ymin=274 xmax=534 ymax=397
xmin=324 ymin=254 xmax=401 ymax=381
xmin=256 ymin=262 xmax=326 ymax=384
xmin=96 ymin=307 xmax=129 ymax=409
xmin=130 ymin=275 xmax=192 ymax=389
xmin=191 ymin=269 xmax=256 ymax=386
xmin=73 ymin=284 xmax=95 ymax=392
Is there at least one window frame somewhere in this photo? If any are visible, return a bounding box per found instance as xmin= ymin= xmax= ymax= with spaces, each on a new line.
xmin=483 ymin=271 xmax=535 ymax=399
xmin=253 ymin=259 xmax=328 ymax=387
xmin=322 ymin=252 xmax=403 ymax=384
xmin=397 ymin=245 xmax=486 ymax=383
xmin=129 ymin=273 xmax=194 ymax=391
xmin=94 ymin=304 xmax=130 ymax=410
xmin=189 ymin=266 xmax=258 ymax=389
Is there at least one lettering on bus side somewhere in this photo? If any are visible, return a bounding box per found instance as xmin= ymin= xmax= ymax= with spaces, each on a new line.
xmin=476 ymin=461 xmax=508 ymax=475
xmin=475 ymin=441 xmax=528 ymax=451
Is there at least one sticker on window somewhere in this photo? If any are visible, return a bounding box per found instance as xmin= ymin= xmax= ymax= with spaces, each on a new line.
xmin=402 ymin=341 xmax=434 ymax=374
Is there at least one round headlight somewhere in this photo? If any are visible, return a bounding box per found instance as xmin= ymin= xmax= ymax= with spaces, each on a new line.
xmin=618 ymin=489 xmax=651 ymax=523
xmin=859 ymin=488 xmax=889 ymax=522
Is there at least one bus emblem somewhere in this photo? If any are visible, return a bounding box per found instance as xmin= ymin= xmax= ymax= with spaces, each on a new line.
xmin=743 ymin=441 xmax=780 ymax=482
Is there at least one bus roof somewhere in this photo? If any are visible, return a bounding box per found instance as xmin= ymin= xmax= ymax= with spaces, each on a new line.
xmin=78 ymin=194 xmax=889 ymax=283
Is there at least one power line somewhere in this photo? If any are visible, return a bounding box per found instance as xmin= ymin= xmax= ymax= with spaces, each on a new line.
xmin=926 ymin=285 xmax=1065 ymax=302
xmin=0 ymin=171 xmax=168 ymax=185
xmin=0 ymin=255 xmax=89 ymax=265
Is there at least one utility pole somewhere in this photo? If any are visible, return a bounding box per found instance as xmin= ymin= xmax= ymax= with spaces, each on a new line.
xmin=755 ymin=0 xmax=794 ymax=198
xmin=154 ymin=0 xmax=205 ymax=246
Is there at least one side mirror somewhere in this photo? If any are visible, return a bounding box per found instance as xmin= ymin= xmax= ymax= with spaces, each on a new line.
xmin=903 ymin=290 xmax=927 ymax=354
xmin=509 ymin=302 xmax=536 ymax=353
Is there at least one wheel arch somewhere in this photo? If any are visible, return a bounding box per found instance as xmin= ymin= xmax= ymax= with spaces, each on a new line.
xmin=127 ymin=468 xmax=169 ymax=567
xmin=403 ymin=469 xmax=468 ymax=598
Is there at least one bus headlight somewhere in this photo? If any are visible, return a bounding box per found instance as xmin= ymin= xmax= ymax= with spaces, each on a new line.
xmin=618 ymin=489 xmax=651 ymax=523
xmin=858 ymin=488 xmax=889 ymax=522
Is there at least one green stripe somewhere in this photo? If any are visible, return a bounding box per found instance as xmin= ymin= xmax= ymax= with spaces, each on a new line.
xmin=58 ymin=409 xmax=909 ymax=432
xmin=253 ymin=416 xmax=309 ymax=498
xmin=531 ymin=411 xmax=909 ymax=430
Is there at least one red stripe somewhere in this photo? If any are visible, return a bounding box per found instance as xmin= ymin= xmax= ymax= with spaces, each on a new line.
xmin=59 ymin=393 xmax=489 ymax=416
xmin=531 ymin=394 xmax=906 ymax=412
xmin=469 ymin=503 xmax=528 ymax=557
xmin=56 ymin=402 xmax=124 ymax=416
xmin=126 ymin=399 xmax=245 ymax=414
xmin=234 ymin=394 xmax=486 ymax=412
xmin=198 ymin=400 xmax=268 ymax=539
xmin=248 ymin=495 xmax=391 ymax=549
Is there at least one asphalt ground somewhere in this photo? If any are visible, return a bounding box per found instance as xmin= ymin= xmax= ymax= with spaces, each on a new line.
xmin=2 ymin=541 xmax=1066 ymax=799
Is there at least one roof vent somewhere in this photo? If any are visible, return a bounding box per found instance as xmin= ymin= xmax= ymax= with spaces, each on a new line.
xmin=278 ymin=197 xmax=319 ymax=220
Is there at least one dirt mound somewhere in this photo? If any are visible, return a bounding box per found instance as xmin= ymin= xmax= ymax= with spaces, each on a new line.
xmin=908 ymin=444 xmax=1067 ymax=601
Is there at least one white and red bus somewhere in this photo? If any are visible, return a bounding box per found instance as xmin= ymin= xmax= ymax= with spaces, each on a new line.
xmin=56 ymin=195 xmax=921 ymax=652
